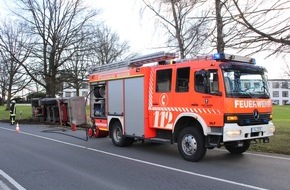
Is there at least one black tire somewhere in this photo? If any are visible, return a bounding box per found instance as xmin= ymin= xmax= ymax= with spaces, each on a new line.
xmin=177 ymin=127 xmax=207 ymax=162
xmin=224 ymin=140 xmax=251 ymax=154
xmin=94 ymin=87 xmax=105 ymax=98
xmin=111 ymin=121 xmax=133 ymax=147
xmin=124 ymin=137 xmax=134 ymax=146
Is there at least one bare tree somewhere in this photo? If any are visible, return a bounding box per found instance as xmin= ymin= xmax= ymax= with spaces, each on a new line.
xmin=141 ymin=0 xmax=209 ymax=58
xmin=0 ymin=20 xmax=32 ymax=110
xmin=0 ymin=56 xmax=7 ymax=106
xmin=202 ymin=0 xmax=248 ymax=53
xmin=59 ymin=39 xmax=90 ymax=97
xmin=90 ymin=24 xmax=130 ymax=65
xmin=228 ymin=0 xmax=290 ymax=55
xmin=59 ymin=24 xmax=130 ymax=96
xmin=10 ymin=0 xmax=100 ymax=97
xmin=215 ymin=0 xmax=225 ymax=53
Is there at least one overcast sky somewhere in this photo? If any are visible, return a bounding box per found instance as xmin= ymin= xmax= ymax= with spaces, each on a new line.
xmin=0 ymin=0 xmax=285 ymax=79
xmin=91 ymin=0 xmax=285 ymax=79
xmin=91 ymin=0 xmax=164 ymax=53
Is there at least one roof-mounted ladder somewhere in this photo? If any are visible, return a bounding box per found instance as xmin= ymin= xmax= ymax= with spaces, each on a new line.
xmin=90 ymin=51 xmax=176 ymax=73
xmin=129 ymin=51 xmax=176 ymax=67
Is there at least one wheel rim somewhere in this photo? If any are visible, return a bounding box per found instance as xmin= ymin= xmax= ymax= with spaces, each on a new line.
xmin=182 ymin=134 xmax=197 ymax=156
xmin=113 ymin=127 xmax=122 ymax=142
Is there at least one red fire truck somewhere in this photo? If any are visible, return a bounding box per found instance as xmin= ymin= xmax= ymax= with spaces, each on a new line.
xmin=88 ymin=52 xmax=275 ymax=161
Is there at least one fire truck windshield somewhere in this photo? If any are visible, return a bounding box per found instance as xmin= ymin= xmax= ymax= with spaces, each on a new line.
xmin=221 ymin=62 xmax=269 ymax=99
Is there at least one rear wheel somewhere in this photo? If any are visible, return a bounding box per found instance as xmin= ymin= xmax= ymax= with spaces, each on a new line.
xmin=177 ymin=127 xmax=206 ymax=162
xmin=224 ymin=140 xmax=251 ymax=154
xmin=111 ymin=121 xmax=134 ymax=147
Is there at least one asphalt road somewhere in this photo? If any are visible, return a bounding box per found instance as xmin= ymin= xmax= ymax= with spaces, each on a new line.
xmin=0 ymin=122 xmax=290 ymax=190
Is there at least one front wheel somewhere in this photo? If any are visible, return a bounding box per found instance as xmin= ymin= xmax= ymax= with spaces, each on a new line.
xmin=177 ymin=127 xmax=206 ymax=162
xmin=111 ymin=121 xmax=134 ymax=147
xmin=224 ymin=140 xmax=251 ymax=154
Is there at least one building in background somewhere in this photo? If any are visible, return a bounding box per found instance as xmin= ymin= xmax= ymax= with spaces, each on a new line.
xmin=268 ymin=79 xmax=290 ymax=105
xmin=62 ymin=81 xmax=89 ymax=98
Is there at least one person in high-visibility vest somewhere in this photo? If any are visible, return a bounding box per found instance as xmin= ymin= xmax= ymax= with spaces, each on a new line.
xmin=10 ymin=100 xmax=16 ymax=125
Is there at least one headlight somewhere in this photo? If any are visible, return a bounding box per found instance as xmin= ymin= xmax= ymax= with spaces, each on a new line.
xmin=269 ymin=126 xmax=275 ymax=133
xmin=226 ymin=130 xmax=241 ymax=137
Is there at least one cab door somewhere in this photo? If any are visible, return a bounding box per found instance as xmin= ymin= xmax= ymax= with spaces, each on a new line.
xmin=174 ymin=67 xmax=191 ymax=107
xmin=150 ymin=67 xmax=175 ymax=130
xmin=193 ymin=69 xmax=224 ymax=127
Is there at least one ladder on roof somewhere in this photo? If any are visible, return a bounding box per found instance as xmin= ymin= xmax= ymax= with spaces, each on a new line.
xmin=90 ymin=51 xmax=176 ymax=73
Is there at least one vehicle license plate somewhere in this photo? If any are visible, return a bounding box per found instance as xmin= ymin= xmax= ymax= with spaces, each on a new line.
xmin=251 ymin=127 xmax=262 ymax=133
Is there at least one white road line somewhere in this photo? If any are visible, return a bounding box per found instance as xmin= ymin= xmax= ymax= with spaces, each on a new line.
xmin=0 ymin=170 xmax=26 ymax=190
xmin=0 ymin=179 xmax=11 ymax=190
xmin=216 ymin=149 xmax=290 ymax=161
xmin=1 ymin=126 xmax=286 ymax=190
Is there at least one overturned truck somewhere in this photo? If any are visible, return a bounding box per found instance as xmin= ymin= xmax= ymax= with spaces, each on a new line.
xmin=31 ymin=96 xmax=87 ymax=130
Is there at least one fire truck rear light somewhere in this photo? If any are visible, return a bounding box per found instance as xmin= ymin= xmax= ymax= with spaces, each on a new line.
xmin=226 ymin=130 xmax=241 ymax=137
xmin=226 ymin=116 xmax=238 ymax=122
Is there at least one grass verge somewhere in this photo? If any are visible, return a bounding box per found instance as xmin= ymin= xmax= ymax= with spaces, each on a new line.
xmin=0 ymin=104 xmax=33 ymax=121
xmin=249 ymin=105 xmax=290 ymax=155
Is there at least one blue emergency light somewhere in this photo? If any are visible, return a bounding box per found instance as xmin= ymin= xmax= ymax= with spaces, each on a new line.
xmin=213 ymin=53 xmax=256 ymax=64
xmin=213 ymin=53 xmax=225 ymax=60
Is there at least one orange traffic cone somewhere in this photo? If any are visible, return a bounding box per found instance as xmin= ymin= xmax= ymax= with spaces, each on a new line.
xmin=72 ymin=123 xmax=76 ymax=131
xmin=16 ymin=123 xmax=20 ymax=132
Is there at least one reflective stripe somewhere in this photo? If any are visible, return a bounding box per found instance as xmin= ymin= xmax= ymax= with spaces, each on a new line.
xmin=150 ymin=105 xmax=221 ymax=114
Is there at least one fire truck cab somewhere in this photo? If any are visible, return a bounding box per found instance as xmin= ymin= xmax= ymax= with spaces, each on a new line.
xmin=88 ymin=52 xmax=275 ymax=162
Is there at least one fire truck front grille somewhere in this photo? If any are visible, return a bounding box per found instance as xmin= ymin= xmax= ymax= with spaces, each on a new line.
xmin=238 ymin=114 xmax=271 ymax=126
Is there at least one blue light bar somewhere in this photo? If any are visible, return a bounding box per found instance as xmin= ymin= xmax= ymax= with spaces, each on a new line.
xmin=213 ymin=53 xmax=225 ymax=60
xmin=213 ymin=53 xmax=256 ymax=64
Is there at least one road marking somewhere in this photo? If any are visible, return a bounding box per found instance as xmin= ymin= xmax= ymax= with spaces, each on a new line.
xmin=2 ymin=126 xmax=288 ymax=190
xmin=0 ymin=170 xmax=26 ymax=190
xmin=216 ymin=149 xmax=290 ymax=161
xmin=0 ymin=179 xmax=11 ymax=190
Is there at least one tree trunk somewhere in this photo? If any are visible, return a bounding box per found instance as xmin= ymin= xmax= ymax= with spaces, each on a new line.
xmin=5 ymin=79 xmax=13 ymax=111
xmin=215 ymin=0 xmax=225 ymax=53
xmin=1 ymin=84 xmax=6 ymax=106
xmin=170 ymin=0 xmax=185 ymax=59
xmin=46 ymin=75 xmax=56 ymax=97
